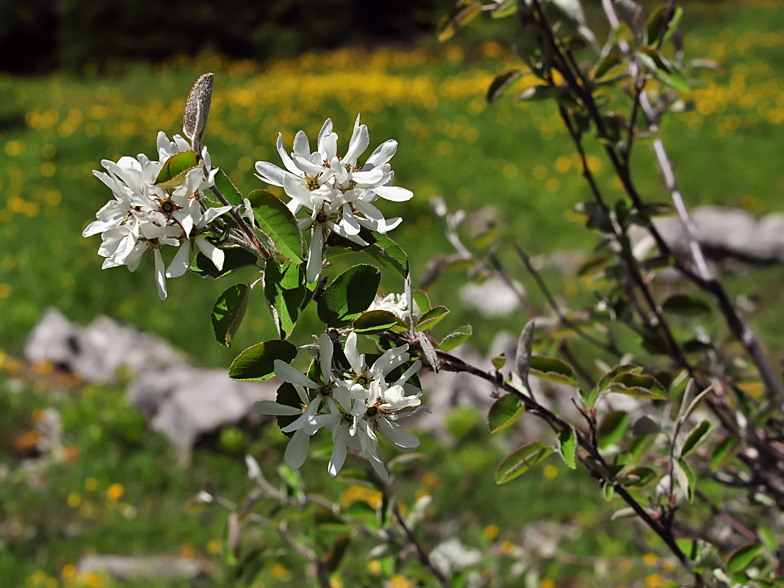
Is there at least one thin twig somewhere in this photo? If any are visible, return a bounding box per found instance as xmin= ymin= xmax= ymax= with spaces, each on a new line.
xmin=394 ymin=505 xmax=450 ymax=588
xmin=209 ymin=185 xmax=271 ymax=259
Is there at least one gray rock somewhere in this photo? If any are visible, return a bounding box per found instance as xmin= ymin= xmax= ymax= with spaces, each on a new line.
xmin=77 ymin=554 xmax=207 ymax=580
xmin=24 ymin=308 xmax=184 ymax=384
xmin=148 ymin=370 xmax=277 ymax=461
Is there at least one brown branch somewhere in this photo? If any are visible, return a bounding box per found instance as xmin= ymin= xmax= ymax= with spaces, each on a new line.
xmin=394 ymin=505 xmax=450 ymax=588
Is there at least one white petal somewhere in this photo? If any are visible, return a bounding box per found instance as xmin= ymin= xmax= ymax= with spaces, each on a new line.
xmin=317 ymin=119 xmax=333 ymax=156
xmin=276 ymin=133 xmax=300 ymax=175
xmin=351 ymin=167 xmax=385 ymax=187
xmin=319 ymin=332 xmax=333 ymax=382
xmin=344 ymin=332 xmax=364 ymax=374
xmin=154 ymin=248 xmax=167 ymax=300
xmin=306 ymin=227 xmax=325 ymax=283
xmin=395 ymin=360 xmax=422 ymax=387
xmin=255 ymin=161 xmax=289 ymax=187
xmin=364 ymin=140 xmax=398 ymax=170
xmin=378 ymin=418 xmax=420 ymax=451
xmin=195 ymin=237 xmax=225 ymax=271
xmin=284 ymin=429 xmax=310 ymax=470
xmin=372 ymin=186 xmax=413 ymax=202
xmin=198 ymin=205 xmax=232 ymax=227
xmin=292 ymin=153 xmax=324 ymax=176
xmin=254 ymin=400 xmax=302 ymax=416
xmin=292 ymin=130 xmax=311 ymax=159
xmin=340 ymin=207 xmax=361 ymax=236
xmin=344 ymin=117 xmax=369 ymax=165
xmin=328 ymin=427 xmax=349 ymax=477
xmin=166 ymin=241 xmax=191 ymax=278
xmin=274 ymin=359 xmax=317 ymax=388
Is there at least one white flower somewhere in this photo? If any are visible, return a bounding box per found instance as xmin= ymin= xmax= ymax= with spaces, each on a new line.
xmin=255 ymin=334 xmax=351 ymax=470
xmin=254 ymin=115 xmax=413 ymax=280
xmin=430 ymin=539 xmax=482 ymax=578
xmin=343 ymin=332 xmax=413 ymax=397
xmin=368 ymin=293 xmax=421 ymax=323
xmin=86 ymin=132 xmax=221 ymax=300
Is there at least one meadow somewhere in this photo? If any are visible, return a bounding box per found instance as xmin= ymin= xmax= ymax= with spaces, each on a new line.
xmin=3 ymin=1 xmax=784 ymax=586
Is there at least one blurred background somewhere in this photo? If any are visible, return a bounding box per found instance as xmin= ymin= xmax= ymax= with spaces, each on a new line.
xmin=2 ymin=0 xmax=784 ymax=586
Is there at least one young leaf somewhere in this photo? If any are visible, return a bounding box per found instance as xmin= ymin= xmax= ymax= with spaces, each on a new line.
xmin=608 ymin=372 xmax=666 ymax=400
xmin=416 ymin=305 xmax=449 ymax=332
xmin=183 ymin=72 xmax=213 ymax=153
xmin=412 ymin=290 xmax=431 ymax=314
xmin=211 ymin=283 xmax=250 ymax=347
xmin=514 ymin=320 xmax=536 ymax=390
xmin=317 ymin=264 xmax=381 ymax=327
xmin=264 ymin=259 xmax=307 ymax=339
xmin=597 ymin=411 xmax=629 ymax=449
xmin=247 ymin=189 xmax=304 ymax=264
xmin=661 ymin=294 xmax=711 ymax=317
xmin=487 ymin=69 xmax=523 ymax=103
xmin=495 ymin=441 xmax=554 ymax=484
xmin=487 ymin=394 xmax=525 ymax=434
xmin=528 ymin=355 xmax=577 ymax=387
xmin=154 ymin=150 xmax=202 ymax=187
xmin=680 ymin=420 xmax=714 ymax=458
xmin=593 ymin=53 xmax=625 ymax=81
xmin=367 ymin=233 xmax=408 ymax=277
xmin=229 ymin=340 xmax=298 ymax=381
xmin=439 ymin=325 xmax=472 ymax=351
xmin=677 ymin=458 xmax=695 ymax=502
xmin=353 ymin=310 xmax=398 ymax=335
xmin=710 ymin=436 xmax=739 ymax=470
xmin=214 ymin=169 xmax=243 ymax=207
xmin=632 ymin=415 xmax=661 ymax=438
xmin=190 ymin=246 xmax=258 ymax=278
xmin=619 ymin=466 xmax=657 ymax=487
xmin=491 ymin=353 xmax=506 ymax=370
xmin=491 ymin=0 xmax=516 ymax=18
xmin=726 ymin=543 xmax=764 ymax=575
xmin=437 ymin=1 xmax=482 ymax=42
xmin=515 ymin=85 xmax=568 ymax=103
xmin=558 ymin=426 xmax=577 ymax=470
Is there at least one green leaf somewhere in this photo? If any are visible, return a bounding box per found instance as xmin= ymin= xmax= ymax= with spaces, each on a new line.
xmin=607 ymin=372 xmax=666 ymax=400
xmin=491 ymin=353 xmax=506 ymax=370
xmin=214 ymin=169 xmax=243 ymax=207
xmin=726 ymin=543 xmax=763 ymax=575
xmin=619 ymin=466 xmax=657 ymax=487
xmin=514 ymin=85 xmax=568 ymax=103
xmin=439 ymin=325 xmax=472 ymax=351
xmin=593 ymin=53 xmax=625 ymax=81
xmin=632 ymin=415 xmax=660 ymax=437
xmin=491 ymin=0 xmax=516 ymax=18
xmin=646 ymin=6 xmax=667 ymax=46
xmin=387 ymin=453 xmax=427 ymax=473
xmin=597 ymin=411 xmax=629 ymax=449
xmin=710 ymin=436 xmax=739 ymax=470
xmin=154 ymin=150 xmax=201 ymax=187
xmin=662 ymin=294 xmax=711 ymax=317
xmin=317 ymin=264 xmax=381 ymax=327
xmin=247 ymin=189 xmax=304 ymax=264
xmin=324 ymin=534 xmax=352 ymax=573
xmin=189 ymin=246 xmax=258 ymax=278
xmin=680 ymin=420 xmax=714 ymax=458
xmin=528 ymin=355 xmax=577 ymax=387
xmin=655 ymin=68 xmax=690 ymax=93
xmin=211 ymin=283 xmax=250 ymax=347
xmin=264 ymin=259 xmax=307 ymax=339
xmin=677 ymin=458 xmax=695 ymax=502
xmin=413 ymin=290 xmax=431 ymax=313
xmin=437 ymin=1 xmax=482 ymax=42
xmin=558 ymin=426 xmax=577 ymax=470
xmin=495 ymin=441 xmax=554 ymax=484
xmin=229 ymin=340 xmax=298 ymax=381
xmin=487 ymin=69 xmax=523 ymax=103
xmin=416 ymin=305 xmax=449 ymax=332
xmin=487 ymin=394 xmax=525 ymax=434
xmin=366 ymin=233 xmax=408 ymax=277
xmin=353 ymin=310 xmax=398 ymax=335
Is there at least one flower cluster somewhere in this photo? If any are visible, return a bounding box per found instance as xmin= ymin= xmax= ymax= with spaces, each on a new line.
xmin=83 ymin=132 xmax=226 ymax=300
xmin=256 ymin=332 xmax=424 ymax=481
xmin=255 ymin=115 xmax=413 ymax=282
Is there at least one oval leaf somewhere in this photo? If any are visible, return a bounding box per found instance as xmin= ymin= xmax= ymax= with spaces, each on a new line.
xmin=662 ymin=294 xmax=711 ymax=317
xmin=229 ymin=340 xmax=298 ymax=381
xmin=353 ymin=310 xmax=398 ymax=335
xmin=680 ymin=419 xmax=714 ymax=458
xmin=214 ymin=169 xmax=243 ymax=207
xmin=726 ymin=543 xmax=763 ymax=575
xmin=598 ymin=411 xmax=629 ymax=449
xmin=416 ymin=305 xmax=449 ymax=332
xmin=264 ymin=259 xmax=307 ymax=339
xmin=437 ymin=1 xmax=482 ymax=42
xmin=528 ymin=355 xmax=577 ymax=387
xmin=439 ymin=325 xmax=472 ymax=351
xmin=189 ymin=246 xmax=258 ymax=278
xmin=487 ymin=69 xmax=523 ymax=103
xmin=620 ymin=466 xmax=657 ymax=488
xmin=488 ymin=394 xmax=525 ymax=434
xmin=317 ymin=264 xmax=381 ymax=328
xmin=608 ymin=372 xmax=666 ymax=400
xmin=154 ymin=150 xmax=201 ymax=187
xmin=496 ymin=441 xmax=554 ymax=484
xmin=247 ymin=189 xmax=304 ymax=264
xmin=211 ymin=283 xmax=250 ymax=347
xmin=558 ymin=426 xmax=577 ymax=470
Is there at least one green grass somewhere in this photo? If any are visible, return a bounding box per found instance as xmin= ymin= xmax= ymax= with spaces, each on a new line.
xmin=3 ymin=1 xmax=784 ymax=586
